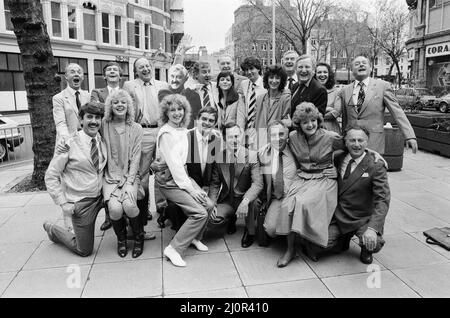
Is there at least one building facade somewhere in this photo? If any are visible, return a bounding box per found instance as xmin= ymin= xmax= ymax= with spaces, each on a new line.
xmin=405 ymin=0 xmax=450 ymax=91
xmin=0 ymin=0 xmax=183 ymax=113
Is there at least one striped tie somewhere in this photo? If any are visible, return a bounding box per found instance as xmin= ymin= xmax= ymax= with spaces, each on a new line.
xmin=90 ymin=138 xmax=99 ymax=173
xmin=202 ymin=84 xmax=211 ymax=108
xmin=246 ymin=83 xmax=256 ymax=128
xmin=357 ymin=82 xmax=365 ymax=113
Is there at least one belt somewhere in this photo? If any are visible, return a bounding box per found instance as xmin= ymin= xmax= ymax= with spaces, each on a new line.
xmin=140 ymin=123 xmax=158 ymax=128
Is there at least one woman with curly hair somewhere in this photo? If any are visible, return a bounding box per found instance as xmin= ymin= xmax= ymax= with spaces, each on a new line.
xmin=277 ymin=102 xmax=342 ymax=267
xmin=216 ymin=71 xmax=239 ymax=132
xmin=102 ymin=89 xmax=144 ymax=258
xmin=155 ymin=94 xmax=214 ymax=267
xmin=315 ymin=62 xmax=341 ymax=134
xmin=254 ymin=64 xmax=291 ymax=148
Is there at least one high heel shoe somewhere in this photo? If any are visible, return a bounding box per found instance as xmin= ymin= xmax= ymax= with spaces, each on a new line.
xmin=164 ymin=245 xmax=186 ymax=267
xmin=191 ymin=239 xmax=208 ymax=252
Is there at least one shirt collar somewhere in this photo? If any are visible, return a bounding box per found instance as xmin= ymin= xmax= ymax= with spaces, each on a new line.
xmin=137 ymin=78 xmax=153 ymax=86
xmin=355 ymin=77 xmax=370 ymax=88
xmin=300 ymin=77 xmax=313 ymax=88
xmin=66 ymin=86 xmax=79 ymax=96
xmin=79 ymin=129 xmax=99 ymax=145
xmin=107 ymin=85 xmax=119 ymax=94
xmin=345 ymin=151 xmax=366 ymax=166
xmin=251 ymin=76 xmax=263 ymax=87
xmin=289 ymin=74 xmax=298 ymax=82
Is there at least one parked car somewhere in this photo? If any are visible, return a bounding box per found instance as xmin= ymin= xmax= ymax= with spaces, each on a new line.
xmin=0 ymin=114 xmax=24 ymax=160
xmin=434 ymin=93 xmax=450 ymax=113
xmin=395 ymin=87 xmax=438 ymax=112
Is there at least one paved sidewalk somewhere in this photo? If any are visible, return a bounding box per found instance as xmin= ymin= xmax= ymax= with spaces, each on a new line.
xmin=0 ymin=150 xmax=450 ymax=298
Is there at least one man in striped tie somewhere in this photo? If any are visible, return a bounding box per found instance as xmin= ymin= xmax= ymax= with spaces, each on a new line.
xmin=193 ymin=61 xmax=216 ymax=110
xmin=44 ymin=102 xmax=107 ymax=257
xmin=236 ymin=57 xmax=266 ymax=150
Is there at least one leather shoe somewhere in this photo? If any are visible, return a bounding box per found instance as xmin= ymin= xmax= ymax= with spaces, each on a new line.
xmin=304 ymin=243 xmax=320 ymax=262
xmin=164 ymin=245 xmax=186 ymax=267
xmin=241 ymin=228 xmax=254 ymax=248
xmin=227 ymin=217 xmax=237 ymax=235
xmin=360 ymin=247 xmax=373 ymax=264
xmin=117 ymin=240 xmax=127 ymax=258
xmin=191 ymin=239 xmax=208 ymax=252
xmin=43 ymin=222 xmax=57 ymax=243
xmin=100 ymin=218 xmax=112 ymax=231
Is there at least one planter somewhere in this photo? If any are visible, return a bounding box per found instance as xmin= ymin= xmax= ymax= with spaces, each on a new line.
xmin=383 ymin=127 xmax=404 ymax=172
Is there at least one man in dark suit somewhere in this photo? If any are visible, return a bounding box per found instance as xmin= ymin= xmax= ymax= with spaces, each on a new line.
xmin=211 ymin=124 xmax=264 ymax=248
xmin=326 ymin=126 xmax=391 ymax=264
xmin=90 ymin=62 xmax=122 ymax=103
xmin=290 ymin=54 xmax=327 ymax=117
xmin=335 ymin=55 xmax=417 ymax=154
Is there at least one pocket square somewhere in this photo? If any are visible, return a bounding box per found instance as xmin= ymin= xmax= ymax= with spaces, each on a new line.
xmin=362 ymin=172 xmax=369 ymax=177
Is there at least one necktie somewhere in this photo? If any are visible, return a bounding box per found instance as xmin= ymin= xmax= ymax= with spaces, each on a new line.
xmin=201 ymin=136 xmax=208 ymax=174
xmin=288 ymin=78 xmax=294 ymax=91
xmin=246 ymin=83 xmax=256 ymax=129
xmin=357 ymin=82 xmax=365 ymax=113
xmin=143 ymin=81 xmax=150 ymax=86
xmin=75 ymin=91 xmax=81 ymax=110
xmin=202 ymin=84 xmax=211 ymax=108
xmin=91 ymin=138 xmax=99 ymax=173
xmin=273 ymin=151 xmax=284 ymax=199
xmin=343 ymin=159 xmax=355 ymax=180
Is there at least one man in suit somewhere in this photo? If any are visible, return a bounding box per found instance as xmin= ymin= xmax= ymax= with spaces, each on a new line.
xmin=281 ymin=50 xmax=299 ymax=91
xmin=212 ymin=124 xmax=264 ymax=248
xmin=192 ymin=61 xmax=218 ymax=111
xmin=236 ymin=57 xmax=266 ymax=149
xmin=158 ymin=64 xmax=202 ymax=129
xmin=53 ymin=63 xmax=91 ymax=143
xmin=325 ymin=126 xmax=391 ymax=264
xmin=90 ymin=62 xmax=122 ymax=103
xmin=335 ymin=55 xmax=417 ymax=154
xmin=123 ymin=57 xmax=168 ymax=225
xmin=290 ymin=54 xmax=327 ymax=117
xmin=43 ymin=102 xmax=106 ymax=257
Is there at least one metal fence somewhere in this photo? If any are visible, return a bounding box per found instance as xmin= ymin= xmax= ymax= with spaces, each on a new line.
xmin=0 ymin=124 xmax=34 ymax=167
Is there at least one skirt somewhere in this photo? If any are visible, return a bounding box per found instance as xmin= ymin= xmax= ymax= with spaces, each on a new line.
xmin=278 ymin=176 xmax=337 ymax=247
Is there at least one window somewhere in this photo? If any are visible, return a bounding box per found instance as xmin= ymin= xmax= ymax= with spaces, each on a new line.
xmin=68 ymin=6 xmax=77 ymax=39
xmin=102 ymin=13 xmax=109 ymax=44
xmin=3 ymin=0 xmax=13 ymax=31
xmin=261 ymin=44 xmax=267 ymax=51
xmin=93 ymin=59 xmax=129 ymax=89
xmin=115 ymin=15 xmax=122 ymax=45
xmin=262 ymin=58 xmax=267 ymax=66
xmin=375 ymin=57 xmax=378 ymax=65
xmin=144 ymin=24 xmax=150 ymax=50
xmin=83 ymin=11 xmax=96 ymax=41
xmin=342 ymin=62 xmax=347 ymax=69
xmin=51 ymin=2 xmax=62 ymax=37
xmin=332 ymin=50 xmax=337 ymax=58
xmin=0 ymin=53 xmax=27 ymax=112
xmin=342 ymin=51 xmax=347 ymax=58
xmin=252 ymin=43 xmax=257 ymax=51
xmin=134 ymin=21 xmax=140 ymax=48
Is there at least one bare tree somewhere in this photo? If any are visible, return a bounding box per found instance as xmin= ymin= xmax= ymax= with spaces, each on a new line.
xmin=247 ymin=0 xmax=333 ymax=54
xmin=8 ymin=0 xmax=59 ymax=188
xmin=367 ymin=0 xmax=409 ymax=85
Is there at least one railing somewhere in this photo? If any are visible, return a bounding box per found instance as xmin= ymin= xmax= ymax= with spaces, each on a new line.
xmin=0 ymin=124 xmax=34 ymax=167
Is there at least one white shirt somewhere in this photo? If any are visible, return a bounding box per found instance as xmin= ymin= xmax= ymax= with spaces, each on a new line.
xmin=195 ymin=128 xmax=209 ymax=174
xmin=340 ymin=152 xmax=366 ymax=178
xmin=107 ymin=86 xmax=120 ymax=95
xmin=285 ymin=73 xmax=298 ymax=89
xmin=137 ymin=78 xmax=159 ymax=125
xmin=79 ymin=130 xmax=104 ymax=168
xmin=352 ymin=77 xmax=370 ymax=106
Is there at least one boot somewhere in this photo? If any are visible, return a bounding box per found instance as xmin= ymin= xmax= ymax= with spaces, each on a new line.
xmin=137 ymin=191 xmax=149 ymax=226
xmin=128 ymin=216 xmax=144 ymax=258
xmin=111 ymin=218 xmax=127 ymax=258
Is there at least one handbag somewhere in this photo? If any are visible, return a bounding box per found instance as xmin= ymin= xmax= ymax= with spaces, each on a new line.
xmin=423 ymin=227 xmax=450 ymax=251
xmin=256 ymin=202 xmax=270 ymax=247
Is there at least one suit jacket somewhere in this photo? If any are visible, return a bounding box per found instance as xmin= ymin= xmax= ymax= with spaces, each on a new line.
xmin=333 ymin=152 xmax=390 ymax=235
xmin=290 ymin=77 xmax=327 ymax=117
xmin=123 ymin=78 xmax=168 ymax=123
xmin=335 ymin=78 xmax=416 ymax=154
xmin=52 ymin=87 xmax=90 ymax=140
xmin=215 ymin=148 xmax=263 ymax=204
xmin=185 ymin=129 xmax=221 ymax=202
xmin=236 ymin=77 xmax=267 ymax=131
xmin=45 ymin=130 xmax=107 ymax=206
xmin=90 ymin=87 xmax=109 ymax=103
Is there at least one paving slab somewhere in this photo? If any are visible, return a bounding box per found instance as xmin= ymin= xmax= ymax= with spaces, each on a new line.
xmin=0 ymin=272 xmax=16 ymax=296
xmin=322 ymin=270 xmax=419 ymax=298
xmin=26 ymin=193 xmax=55 ymax=206
xmin=393 ymin=262 xmax=450 ymax=298
xmin=0 ymin=194 xmax=34 ymax=208
xmin=163 ymin=252 xmax=241 ymax=296
xmin=2 ymin=265 xmax=91 ymax=298
xmin=165 ymin=287 xmax=248 ymax=298
xmin=408 ymin=231 xmax=450 ymax=260
xmin=231 ymin=248 xmax=316 ymax=286
xmin=0 ymin=241 xmax=40 ymax=273
xmin=246 ymin=278 xmax=333 ymax=298
xmin=0 ymin=207 xmax=19 ymax=226
xmin=7 ymin=204 xmax=61 ymax=223
xmin=373 ymin=233 xmax=448 ymax=270
xmin=82 ymin=259 xmax=162 ymax=298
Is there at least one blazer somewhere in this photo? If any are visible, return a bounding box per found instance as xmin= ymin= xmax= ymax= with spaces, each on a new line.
xmin=45 ymin=130 xmax=107 ymax=206
xmin=333 ymin=152 xmax=390 ymax=235
xmin=214 ymin=148 xmax=263 ymax=204
xmin=290 ymin=77 xmax=327 ymax=117
xmin=90 ymin=87 xmax=109 ymax=103
xmin=336 ymin=78 xmax=416 ymax=153
xmin=185 ymin=129 xmax=221 ymax=202
xmin=236 ymin=77 xmax=267 ymax=131
xmin=52 ymin=87 xmax=90 ymax=140
xmin=123 ymin=78 xmax=168 ymax=123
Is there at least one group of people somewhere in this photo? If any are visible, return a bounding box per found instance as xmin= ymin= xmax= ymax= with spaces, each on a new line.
xmin=43 ymin=46 xmax=418 ymax=268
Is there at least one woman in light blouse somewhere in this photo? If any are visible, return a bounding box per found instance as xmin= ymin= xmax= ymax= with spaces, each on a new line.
xmin=155 ymin=94 xmax=215 ymax=267
xmin=102 ymin=90 xmax=144 ymax=258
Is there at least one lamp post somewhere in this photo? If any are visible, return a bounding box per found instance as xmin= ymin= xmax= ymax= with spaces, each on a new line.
xmin=272 ymin=0 xmax=276 ymax=64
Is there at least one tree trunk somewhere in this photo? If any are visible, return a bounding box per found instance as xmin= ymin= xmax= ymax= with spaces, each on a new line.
xmin=8 ymin=0 xmax=59 ymax=187
xmin=394 ymin=61 xmax=402 ymax=87
xmin=301 ymin=37 xmax=307 ymax=54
